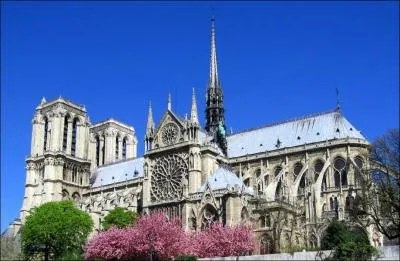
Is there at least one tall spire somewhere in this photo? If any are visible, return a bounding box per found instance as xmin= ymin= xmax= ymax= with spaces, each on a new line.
xmin=191 ymin=88 xmax=199 ymax=124
xmin=167 ymin=93 xmax=172 ymax=111
xmin=205 ymin=17 xmax=225 ymax=134
xmin=209 ymin=16 xmax=220 ymax=89
xmin=146 ymin=101 xmax=155 ymax=135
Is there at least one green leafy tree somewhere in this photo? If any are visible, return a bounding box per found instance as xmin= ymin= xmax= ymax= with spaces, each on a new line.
xmin=21 ymin=200 xmax=93 ymax=261
xmin=102 ymin=207 xmax=138 ymax=230
xmin=321 ymin=220 xmax=377 ymax=261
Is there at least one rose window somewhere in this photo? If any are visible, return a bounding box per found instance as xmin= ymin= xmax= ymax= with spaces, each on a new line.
xmin=161 ymin=122 xmax=179 ymax=146
xmin=151 ymin=154 xmax=188 ymax=202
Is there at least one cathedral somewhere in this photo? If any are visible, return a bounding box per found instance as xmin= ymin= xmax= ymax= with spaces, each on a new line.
xmin=9 ymin=18 xmax=382 ymax=253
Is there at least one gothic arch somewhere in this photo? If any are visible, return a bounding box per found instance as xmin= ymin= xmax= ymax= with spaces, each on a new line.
xmin=62 ymin=114 xmax=70 ymax=152
xmin=62 ymin=190 xmax=70 ymax=200
xmin=333 ymin=157 xmax=348 ymax=188
xmin=43 ymin=116 xmax=49 ymax=151
xmin=71 ymin=117 xmax=79 ymax=156
xmin=122 ymin=136 xmax=127 ymax=159
xmin=200 ymin=204 xmax=219 ymax=229
xmin=241 ymin=207 xmax=250 ymax=224
xmin=312 ymin=159 xmax=325 ymax=182
xmin=189 ymin=209 xmax=197 ymax=231
xmin=115 ymin=134 xmax=121 ymax=160
xmin=259 ymin=233 xmax=275 ymax=254
xmin=72 ymin=192 xmax=80 ymax=203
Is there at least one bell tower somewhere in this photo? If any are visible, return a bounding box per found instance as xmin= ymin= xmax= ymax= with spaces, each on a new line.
xmin=205 ymin=17 xmax=225 ymax=134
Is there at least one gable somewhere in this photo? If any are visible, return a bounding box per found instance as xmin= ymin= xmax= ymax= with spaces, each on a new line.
xmin=153 ymin=110 xmax=185 ymax=148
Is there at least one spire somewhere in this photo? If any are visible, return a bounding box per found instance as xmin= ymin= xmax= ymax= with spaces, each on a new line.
xmin=146 ymin=101 xmax=155 ymax=135
xmin=167 ymin=93 xmax=172 ymax=111
xmin=335 ymin=87 xmax=341 ymax=112
xmin=205 ymin=16 xmax=225 ymax=135
xmin=191 ymin=87 xmax=199 ymax=124
xmin=209 ymin=16 xmax=220 ymax=89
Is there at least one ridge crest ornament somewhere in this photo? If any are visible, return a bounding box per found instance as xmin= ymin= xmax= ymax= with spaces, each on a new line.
xmin=161 ymin=122 xmax=179 ymax=146
xmin=151 ymin=153 xmax=188 ymax=202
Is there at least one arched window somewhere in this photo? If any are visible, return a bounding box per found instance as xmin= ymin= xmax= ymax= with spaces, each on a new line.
xmin=255 ymin=168 xmax=261 ymax=178
xmin=63 ymin=164 xmax=67 ymax=180
xmin=115 ymin=135 xmax=119 ymax=160
xmin=190 ymin=210 xmax=197 ymax=231
xmin=334 ymin=157 xmax=347 ymax=188
xmin=201 ymin=205 xmax=218 ymax=229
xmin=275 ymin=179 xmax=282 ymax=199
xmin=102 ymin=134 xmax=106 ymax=165
xmin=72 ymin=192 xmax=80 ymax=204
xmin=72 ymin=167 xmax=77 ymax=183
xmin=122 ymin=137 xmax=127 ymax=160
xmin=260 ymin=234 xmax=274 ymax=254
xmin=62 ymin=190 xmax=69 ymax=200
xmin=354 ymin=156 xmax=364 ymax=187
xmin=293 ymin=162 xmax=303 ymax=178
xmin=241 ymin=208 xmax=249 ymax=223
xmin=43 ymin=117 xmax=49 ymax=151
xmin=314 ymin=159 xmax=324 ymax=182
xmin=71 ymin=118 xmax=78 ymax=156
xmin=95 ymin=136 xmax=100 ymax=167
xmin=62 ymin=116 xmax=69 ymax=152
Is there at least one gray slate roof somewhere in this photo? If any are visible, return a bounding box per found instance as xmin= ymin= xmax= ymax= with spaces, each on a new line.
xmin=197 ymin=167 xmax=253 ymax=194
xmin=227 ymin=110 xmax=366 ymax=158
xmin=90 ymin=157 xmax=144 ymax=188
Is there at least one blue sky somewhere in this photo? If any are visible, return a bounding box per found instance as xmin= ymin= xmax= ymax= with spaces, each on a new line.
xmin=1 ymin=1 xmax=398 ymax=231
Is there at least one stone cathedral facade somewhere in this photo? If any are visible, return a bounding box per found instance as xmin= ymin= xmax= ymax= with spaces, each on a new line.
xmin=9 ymin=18 xmax=383 ymax=253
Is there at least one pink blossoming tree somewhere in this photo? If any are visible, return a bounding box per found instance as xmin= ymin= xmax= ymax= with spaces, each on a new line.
xmin=190 ymin=223 xmax=257 ymax=258
xmin=85 ymin=212 xmax=257 ymax=260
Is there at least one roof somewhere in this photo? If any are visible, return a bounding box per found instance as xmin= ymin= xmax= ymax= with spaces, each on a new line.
xmin=90 ymin=157 xmax=144 ymax=188
xmin=197 ymin=167 xmax=253 ymax=194
xmin=227 ymin=110 xmax=366 ymax=158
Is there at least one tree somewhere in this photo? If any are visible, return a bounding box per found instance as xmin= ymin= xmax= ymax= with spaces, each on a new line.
xmin=85 ymin=211 xmax=188 ymax=260
xmin=351 ymin=129 xmax=400 ymax=241
xmin=21 ymin=200 xmax=93 ymax=261
xmin=321 ymin=220 xmax=377 ymax=261
xmin=102 ymin=207 xmax=138 ymax=230
xmin=190 ymin=222 xmax=257 ymax=258
xmin=85 ymin=212 xmax=257 ymax=260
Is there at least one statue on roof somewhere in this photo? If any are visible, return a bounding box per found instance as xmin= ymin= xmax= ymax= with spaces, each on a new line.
xmin=216 ymin=121 xmax=228 ymax=155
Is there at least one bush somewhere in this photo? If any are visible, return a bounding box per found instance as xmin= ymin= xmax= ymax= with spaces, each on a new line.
xmin=175 ymin=255 xmax=197 ymax=261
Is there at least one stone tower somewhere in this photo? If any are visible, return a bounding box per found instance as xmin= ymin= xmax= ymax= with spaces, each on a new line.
xmin=20 ymin=97 xmax=91 ymax=222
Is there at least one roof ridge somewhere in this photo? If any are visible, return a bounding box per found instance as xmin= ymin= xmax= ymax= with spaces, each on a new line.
xmin=228 ymin=108 xmax=338 ymax=137
xmin=96 ymin=157 xmax=143 ymax=169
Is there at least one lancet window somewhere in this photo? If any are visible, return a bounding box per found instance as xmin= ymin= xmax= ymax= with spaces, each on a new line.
xmin=71 ymin=118 xmax=78 ymax=156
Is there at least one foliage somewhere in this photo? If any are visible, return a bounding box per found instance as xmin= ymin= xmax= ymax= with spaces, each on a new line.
xmin=86 ymin=211 xmax=187 ymax=260
xmin=21 ymin=200 xmax=93 ymax=261
xmin=321 ymin=220 xmax=377 ymax=261
xmin=174 ymin=255 xmax=197 ymax=261
xmin=85 ymin=212 xmax=257 ymax=260
xmin=190 ymin=222 xmax=257 ymax=257
xmin=351 ymin=128 xmax=400 ymax=240
xmin=1 ymin=236 xmax=23 ymax=260
xmin=102 ymin=207 xmax=138 ymax=230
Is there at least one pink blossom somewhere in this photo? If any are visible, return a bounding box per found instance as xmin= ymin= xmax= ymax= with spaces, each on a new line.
xmin=84 ymin=214 xmax=257 ymax=260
